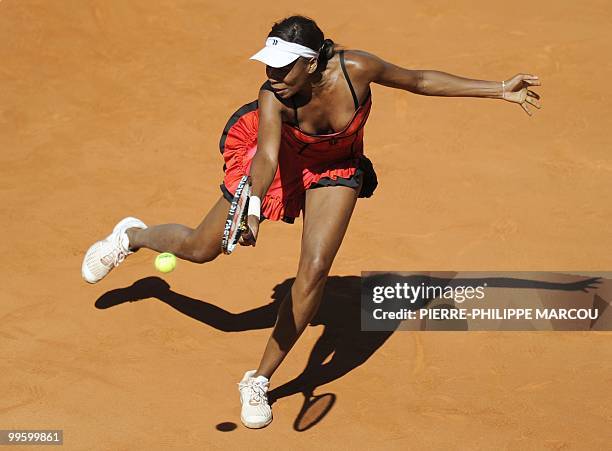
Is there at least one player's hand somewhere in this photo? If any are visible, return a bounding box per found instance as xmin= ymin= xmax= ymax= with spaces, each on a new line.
xmin=502 ymin=73 xmax=542 ymax=116
xmin=239 ymin=214 xmax=259 ymax=247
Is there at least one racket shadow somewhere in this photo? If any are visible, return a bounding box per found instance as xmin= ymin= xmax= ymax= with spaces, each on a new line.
xmin=293 ymin=390 xmax=336 ymax=432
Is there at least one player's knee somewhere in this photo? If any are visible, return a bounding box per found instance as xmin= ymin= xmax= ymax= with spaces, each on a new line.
xmin=189 ymin=248 xmax=218 ymax=264
xmin=300 ymin=256 xmax=332 ymax=287
xmin=179 ymin=239 xmax=216 ymax=264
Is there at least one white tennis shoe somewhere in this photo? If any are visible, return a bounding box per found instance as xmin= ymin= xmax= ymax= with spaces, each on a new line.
xmin=81 ymin=217 xmax=147 ymax=284
xmin=238 ymin=370 xmax=273 ymax=429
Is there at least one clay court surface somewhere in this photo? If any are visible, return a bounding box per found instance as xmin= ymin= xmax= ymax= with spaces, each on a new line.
xmin=2 ymin=0 xmax=611 ymax=449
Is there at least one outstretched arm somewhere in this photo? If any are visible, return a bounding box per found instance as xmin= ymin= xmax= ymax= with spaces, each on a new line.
xmin=352 ymin=50 xmax=542 ymax=116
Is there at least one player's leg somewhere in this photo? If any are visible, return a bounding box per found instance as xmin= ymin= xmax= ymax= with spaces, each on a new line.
xmin=82 ymin=195 xmax=231 ymax=283
xmin=255 ymin=180 xmax=362 ymax=378
xmin=237 ymin=181 xmax=361 ymax=428
xmin=126 ymin=195 xmax=230 ymax=263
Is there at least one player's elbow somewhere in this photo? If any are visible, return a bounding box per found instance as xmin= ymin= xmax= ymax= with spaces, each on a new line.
xmin=415 ymin=71 xmax=450 ymax=96
xmin=415 ymin=70 xmax=427 ymax=94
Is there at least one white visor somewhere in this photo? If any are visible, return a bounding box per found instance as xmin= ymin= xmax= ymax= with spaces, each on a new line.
xmin=250 ymin=37 xmax=319 ymax=68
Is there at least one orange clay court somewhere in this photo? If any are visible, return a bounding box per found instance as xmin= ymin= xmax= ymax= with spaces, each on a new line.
xmin=1 ymin=0 xmax=611 ymax=449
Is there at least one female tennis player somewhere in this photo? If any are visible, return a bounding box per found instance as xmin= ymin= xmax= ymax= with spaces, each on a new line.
xmin=82 ymin=15 xmax=541 ymax=428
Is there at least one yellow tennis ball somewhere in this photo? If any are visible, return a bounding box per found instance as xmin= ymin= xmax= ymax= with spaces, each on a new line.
xmin=155 ymin=252 xmax=176 ymax=273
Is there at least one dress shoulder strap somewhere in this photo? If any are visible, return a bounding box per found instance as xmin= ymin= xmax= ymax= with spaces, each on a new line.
xmin=339 ymin=50 xmax=359 ymax=110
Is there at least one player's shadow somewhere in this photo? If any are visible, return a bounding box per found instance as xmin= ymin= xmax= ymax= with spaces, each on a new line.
xmin=95 ymin=273 xmax=602 ymax=431
xmin=95 ymin=275 xmax=385 ymax=431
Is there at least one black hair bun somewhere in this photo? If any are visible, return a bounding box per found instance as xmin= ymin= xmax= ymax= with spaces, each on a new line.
xmin=319 ymin=38 xmax=335 ymax=62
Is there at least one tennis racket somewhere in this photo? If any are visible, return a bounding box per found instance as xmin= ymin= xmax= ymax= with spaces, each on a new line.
xmin=222 ymin=175 xmax=252 ymax=255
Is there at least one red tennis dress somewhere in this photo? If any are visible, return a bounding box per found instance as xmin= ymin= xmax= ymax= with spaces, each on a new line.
xmin=219 ymin=50 xmax=375 ymax=223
